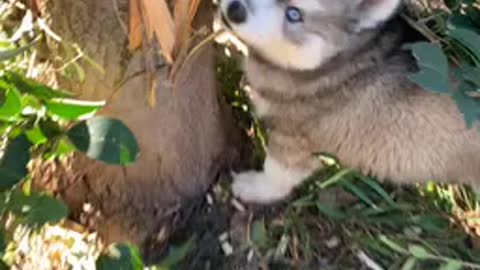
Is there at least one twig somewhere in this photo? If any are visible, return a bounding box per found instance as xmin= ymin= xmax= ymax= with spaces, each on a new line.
xmin=37 ymin=18 xmax=62 ymax=42
xmin=400 ymin=13 xmax=442 ymax=44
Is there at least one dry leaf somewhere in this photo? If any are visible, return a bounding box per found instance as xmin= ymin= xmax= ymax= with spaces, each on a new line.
xmin=131 ymin=0 xmax=203 ymax=64
xmin=129 ymin=0 xmax=143 ymax=51
xmin=169 ymin=0 xmax=206 ymax=83
xmin=169 ymin=28 xmax=215 ymax=85
xmin=128 ymin=0 xmax=207 ymax=99
xmin=189 ymin=0 xmax=202 ymax=18
xmin=173 ymin=0 xmax=192 ymax=58
xmin=172 ymin=0 xmax=203 ymax=58
xmin=31 ymin=0 xmax=42 ymax=17
xmin=140 ymin=0 xmax=175 ymax=63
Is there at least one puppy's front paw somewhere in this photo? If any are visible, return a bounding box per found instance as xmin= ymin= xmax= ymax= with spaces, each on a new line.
xmin=231 ymin=171 xmax=291 ymax=204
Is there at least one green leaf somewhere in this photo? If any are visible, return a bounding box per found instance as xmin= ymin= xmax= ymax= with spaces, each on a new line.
xmin=465 ymin=6 xmax=480 ymax=29
xmin=448 ymin=27 xmax=480 ymax=63
xmin=251 ymin=219 xmax=268 ymax=248
xmin=411 ymin=215 xmax=449 ymax=234
xmin=341 ymin=180 xmax=377 ymax=208
xmin=39 ymin=119 xmax=64 ymax=139
xmin=355 ymin=173 xmax=397 ymax=207
xmin=53 ymin=137 xmax=76 ymax=157
xmin=452 ymin=83 xmax=480 ymax=128
xmin=0 ymin=122 xmax=8 ymax=135
xmin=67 ymin=117 xmax=139 ymax=165
xmin=0 ymin=45 xmax=30 ymax=62
xmin=318 ymin=169 xmax=352 ymax=188
xmin=3 ymin=72 xmax=72 ymax=100
xmin=405 ymin=42 xmax=451 ymax=94
xmin=0 ymin=231 xmax=5 ymax=255
xmin=25 ymin=125 xmax=48 ymax=145
xmin=358 ymin=238 xmax=395 ymax=258
xmin=448 ymin=15 xmax=479 ymax=34
xmin=457 ymin=65 xmax=480 ymax=86
xmin=45 ymin=98 xmax=105 ymax=120
xmin=408 ymin=245 xmax=433 ymax=259
xmin=21 ymin=94 xmax=43 ymax=113
xmin=439 ymin=260 xmax=463 ymax=270
xmin=0 ymin=260 xmax=8 ymax=270
xmin=0 ymin=134 xmax=31 ymax=191
xmin=316 ymin=203 xmax=347 ymax=220
xmin=157 ymin=237 xmax=195 ymax=269
xmin=400 ymin=257 xmax=417 ymax=270
xmin=96 ymin=244 xmax=144 ymax=270
xmin=0 ymin=81 xmax=22 ymax=121
xmin=378 ymin=235 xmax=409 ymax=254
xmin=8 ymin=190 xmax=68 ymax=228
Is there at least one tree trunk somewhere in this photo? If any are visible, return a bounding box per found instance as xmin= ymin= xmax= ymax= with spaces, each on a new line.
xmin=33 ymin=0 xmax=244 ymax=256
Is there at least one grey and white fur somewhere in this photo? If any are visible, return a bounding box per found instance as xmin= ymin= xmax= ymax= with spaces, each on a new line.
xmin=220 ymin=0 xmax=480 ymax=203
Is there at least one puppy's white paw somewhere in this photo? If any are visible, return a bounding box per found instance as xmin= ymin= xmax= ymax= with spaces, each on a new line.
xmin=231 ymin=171 xmax=291 ymax=204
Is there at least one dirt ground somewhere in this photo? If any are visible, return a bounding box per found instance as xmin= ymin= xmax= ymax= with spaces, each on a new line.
xmin=154 ymin=173 xmax=363 ymax=270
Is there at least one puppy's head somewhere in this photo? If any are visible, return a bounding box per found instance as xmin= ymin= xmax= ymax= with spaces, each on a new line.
xmin=220 ymin=0 xmax=402 ymax=70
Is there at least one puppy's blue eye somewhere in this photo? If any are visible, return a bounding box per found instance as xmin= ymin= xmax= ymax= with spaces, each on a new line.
xmin=285 ymin=6 xmax=303 ymax=23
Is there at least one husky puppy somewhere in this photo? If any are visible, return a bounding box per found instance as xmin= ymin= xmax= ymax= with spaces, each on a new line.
xmin=220 ymin=0 xmax=480 ymax=203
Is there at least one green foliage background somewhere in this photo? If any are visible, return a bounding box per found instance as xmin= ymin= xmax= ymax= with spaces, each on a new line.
xmin=406 ymin=0 xmax=480 ymax=127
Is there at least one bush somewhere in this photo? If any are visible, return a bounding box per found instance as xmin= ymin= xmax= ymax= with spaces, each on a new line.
xmin=404 ymin=0 xmax=480 ymax=127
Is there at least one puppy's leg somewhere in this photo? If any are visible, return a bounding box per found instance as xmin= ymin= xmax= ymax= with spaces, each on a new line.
xmin=231 ymin=154 xmax=310 ymax=204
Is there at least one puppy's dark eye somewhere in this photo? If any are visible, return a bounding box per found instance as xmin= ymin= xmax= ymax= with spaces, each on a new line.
xmin=285 ymin=6 xmax=303 ymax=23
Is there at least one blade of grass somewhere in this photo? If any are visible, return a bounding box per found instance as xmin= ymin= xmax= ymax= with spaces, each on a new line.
xmin=355 ymin=173 xmax=397 ymax=207
xmin=317 ymin=168 xmax=352 ymax=189
xmin=341 ymin=181 xmax=378 ymax=209
xmin=378 ymin=235 xmax=409 ymax=255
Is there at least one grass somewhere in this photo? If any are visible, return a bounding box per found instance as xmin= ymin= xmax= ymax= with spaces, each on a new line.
xmin=196 ymin=136 xmax=480 ymax=269
xmin=253 ymin=163 xmax=480 ymax=269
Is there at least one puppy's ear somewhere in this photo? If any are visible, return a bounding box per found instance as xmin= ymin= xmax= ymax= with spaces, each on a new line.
xmin=352 ymin=0 xmax=402 ymax=31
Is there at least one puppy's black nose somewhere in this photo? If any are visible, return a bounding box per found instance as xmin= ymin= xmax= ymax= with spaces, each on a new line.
xmin=227 ymin=1 xmax=247 ymax=24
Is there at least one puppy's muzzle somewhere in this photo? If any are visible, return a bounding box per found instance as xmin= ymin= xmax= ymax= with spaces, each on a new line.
xmin=226 ymin=0 xmax=247 ymax=24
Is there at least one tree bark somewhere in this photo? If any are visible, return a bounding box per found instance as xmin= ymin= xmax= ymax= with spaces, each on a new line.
xmin=33 ymin=0 xmax=244 ymax=255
